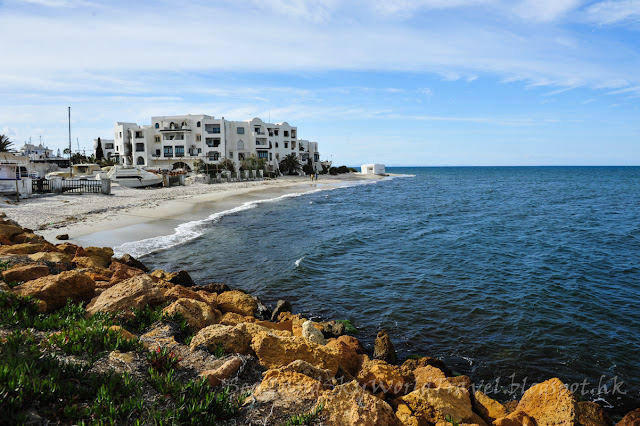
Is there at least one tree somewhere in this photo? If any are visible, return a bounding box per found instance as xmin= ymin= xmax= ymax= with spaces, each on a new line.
xmin=279 ymin=153 xmax=302 ymax=175
xmin=0 ymin=134 xmax=14 ymax=152
xmin=240 ymin=154 xmax=267 ymax=171
xmin=218 ymin=158 xmax=235 ymax=172
xmin=95 ymin=137 xmax=104 ymax=161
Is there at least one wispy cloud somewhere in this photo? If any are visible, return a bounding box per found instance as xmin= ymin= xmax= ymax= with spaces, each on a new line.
xmin=586 ymin=0 xmax=640 ymax=24
xmin=512 ymin=0 xmax=584 ymax=22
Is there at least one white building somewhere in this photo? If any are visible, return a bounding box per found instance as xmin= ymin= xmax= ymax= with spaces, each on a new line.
xmin=19 ymin=143 xmax=52 ymax=161
xmin=108 ymin=114 xmax=321 ymax=173
xmin=361 ymin=164 xmax=386 ymax=175
xmin=93 ymin=138 xmax=115 ymax=160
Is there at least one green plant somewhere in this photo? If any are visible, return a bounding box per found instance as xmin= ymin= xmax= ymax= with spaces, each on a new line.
xmin=213 ymin=342 xmax=225 ymax=358
xmin=335 ymin=319 xmax=358 ymax=334
xmin=283 ymin=403 xmax=324 ymax=425
xmin=445 ymin=414 xmax=460 ymax=426
xmin=121 ymin=302 xmax=195 ymax=344
xmin=0 ymin=260 xmax=11 ymax=271
xmin=147 ymin=346 xmax=181 ymax=373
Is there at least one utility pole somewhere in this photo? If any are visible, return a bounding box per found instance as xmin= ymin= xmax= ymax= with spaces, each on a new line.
xmin=68 ymin=107 xmax=72 ymax=177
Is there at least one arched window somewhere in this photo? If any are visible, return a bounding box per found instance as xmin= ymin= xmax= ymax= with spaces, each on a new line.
xmin=170 ymin=122 xmax=176 ymax=129
xmin=197 ymin=121 xmax=201 ymax=127
xmin=237 ymin=140 xmax=244 ymax=150
xmin=136 ymin=156 xmax=145 ymax=165
xmin=155 ymin=123 xmax=159 ymax=129
xmin=182 ymin=121 xmax=187 ymax=127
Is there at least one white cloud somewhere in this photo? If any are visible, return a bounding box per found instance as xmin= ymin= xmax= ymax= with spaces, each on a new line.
xmin=586 ymin=0 xmax=640 ymax=24
xmin=512 ymin=0 xmax=583 ymax=22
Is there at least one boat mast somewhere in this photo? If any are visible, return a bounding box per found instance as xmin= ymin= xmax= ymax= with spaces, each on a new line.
xmin=68 ymin=106 xmax=72 ymax=177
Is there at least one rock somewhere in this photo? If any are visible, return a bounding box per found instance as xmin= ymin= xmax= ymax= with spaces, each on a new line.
xmin=73 ymin=255 xmax=107 ymax=270
xmin=12 ymin=270 xmax=95 ymax=312
xmin=0 ymin=281 xmax=11 ymax=292
xmin=220 ymin=312 xmax=249 ymax=326
xmin=576 ymin=401 xmax=612 ymax=426
xmin=200 ymin=282 xmax=231 ymax=294
xmin=56 ymin=234 xmax=69 ymax=241
xmin=302 ymin=319 xmax=327 ymax=345
xmin=516 ymin=378 xmax=577 ymax=426
xmin=109 ymin=261 xmax=145 ymax=285
xmin=55 ymin=243 xmax=79 ymax=255
xmin=321 ymin=320 xmax=346 ymax=338
xmin=493 ymin=410 xmax=537 ymax=426
xmin=374 ymin=330 xmax=397 ymax=365
xmin=254 ymin=319 xmax=293 ymax=333
xmin=200 ymin=357 xmax=243 ymax=387
xmin=108 ymin=350 xmax=136 ymax=365
xmin=413 ymin=365 xmax=451 ymax=390
xmin=255 ymin=297 xmax=272 ymax=321
xmin=241 ymin=322 xmax=291 ymax=339
xmin=251 ymin=331 xmax=339 ymax=375
xmin=108 ymin=325 xmax=138 ymax=341
xmin=338 ymin=334 xmax=366 ymax=354
xmin=84 ymin=271 xmax=112 ymax=283
xmin=356 ymin=356 xmax=406 ymax=397
xmin=85 ymin=274 xmax=165 ymax=317
xmin=401 ymin=356 xmax=454 ymax=378
xmin=254 ymin=370 xmax=323 ymax=403
xmin=190 ymin=324 xmax=253 ymax=355
xmin=0 ymin=223 xmax=27 ymax=240
xmin=617 ymin=408 xmax=640 ymax=426
xmin=84 ymin=247 xmax=114 ymax=265
xmin=13 ymin=233 xmax=45 ymax=244
xmin=150 ymin=269 xmax=195 ymax=287
xmin=196 ymin=290 xmax=218 ymax=307
xmin=162 ymin=298 xmax=221 ymax=330
xmin=2 ymin=264 xmax=50 ymax=282
xmin=164 ymin=285 xmax=213 ymax=305
xmin=326 ymin=336 xmax=362 ymax=377
xmin=217 ymin=290 xmax=258 ymax=316
xmin=391 ymin=386 xmax=473 ymax=425
xmin=473 ymin=390 xmax=507 ymax=424
xmin=448 ymin=375 xmax=473 ymax=392
xmin=273 ymin=359 xmax=334 ymax=384
xmin=0 ymin=243 xmax=56 ymax=255
xmin=28 ymin=252 xmax=73 ymax=264
xmin=140 ymin=322 xmax=181 ymax=349
xmin=318 ymin=380 xmax=399 ymax=426
xmin=118 ymin=253 xmax=149 ymax=272
xmin=270 ymin=299 xmax=292 ymax=322
xmin=0 ymin=234 xmax=13 ymax=245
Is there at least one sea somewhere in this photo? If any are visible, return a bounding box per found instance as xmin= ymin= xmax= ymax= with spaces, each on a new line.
xmin=118 ymin=166 xmax=640 ymax=416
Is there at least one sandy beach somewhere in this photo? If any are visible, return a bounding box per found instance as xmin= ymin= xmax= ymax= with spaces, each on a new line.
xmin=2 ymin=173 xmax=386 ymax=250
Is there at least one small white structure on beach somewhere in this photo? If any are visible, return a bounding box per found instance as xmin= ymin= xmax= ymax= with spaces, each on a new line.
xmin=361 ymin=164 xmax=385 ymax=175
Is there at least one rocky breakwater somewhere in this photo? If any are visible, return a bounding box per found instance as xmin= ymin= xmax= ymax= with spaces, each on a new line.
xmin=0 ymin=215 xmax=638 ymax=425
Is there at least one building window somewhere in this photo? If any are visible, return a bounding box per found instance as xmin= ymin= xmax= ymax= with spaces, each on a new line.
xmin=197 ymin=121 xmax=201 ymax=127
xmin=291 ymin=130 xmax=296 ymax=138
xmin=198 ymin=148 xmax=201 ymax=154
xmin=284 ymin=142 xmax=288 ymax=149
xmin=175 ymin=146 xmax=184 ymax=157
xmin=155 ymin=149 xmax=161 ymax=156
xmin=135 ymin=131 xmax=143 ymax=138
xmin=269 ymin=153 xmax=272 ymax=161
xmin=237 ymin=127 xmax=245 ymax=134
xmin=275 ymin=142 xmax=279 ymax=148
xmin=177 ymin=134 xmax=184 ymax=140
xmin=135 ymin=143 xmax=144 ymax=152
xmin=164 ymin=146 xmax=173 ymax=157
xmin=196 ymin=134 xmax=201 ymax=141
xmin=136 ymin=156 xmax=145 ymax=165
xmin=284 ymin=130 xmax=289 ymax=137
xmin=206 ymin=138 xmax=220 ymax=147
xmin=237 ymin=140 xmax=244 ymax=150
xmin=213 ymin=126 xmax=220 ymax=133
xmin=119 ymin=132 xmax=122 ymax=138
xmin=207 ymin=151 xmax=219 ymax=160
xmin=170 ymin=122 xmax=176 ymax=130
xmin=181 ymin=121 xmax=187 ymax=127
xmin=155 ymin=123 xmax=159 ymax=129
xmin=154 ymin=136 xmax=161 ymax=143
xmin=105 ymin=143 xmax=114 ymax=149
xmin=274 ymin=129 xmax=279 ymax=136
xmin=258 ymin=151 xmax=268 ymax=159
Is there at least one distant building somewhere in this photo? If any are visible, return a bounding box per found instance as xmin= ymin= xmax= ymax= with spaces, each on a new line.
xmin=18 ymin=143 xmax=52 ymax=161
xmin=361 ymin=164 xmax=385 ymax=175
xmin=106 ymin=115 xmax=321 ymax=173
xmin=93 ymin=138 xmax=115 ymax=160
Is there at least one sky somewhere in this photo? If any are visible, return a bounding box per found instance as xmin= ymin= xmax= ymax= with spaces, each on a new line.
xmin=1 ymin=0 xmax=639 ymax=166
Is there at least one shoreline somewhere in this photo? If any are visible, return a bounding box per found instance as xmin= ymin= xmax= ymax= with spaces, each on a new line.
xmin=3 ymin=173 xmax=387 ymax=251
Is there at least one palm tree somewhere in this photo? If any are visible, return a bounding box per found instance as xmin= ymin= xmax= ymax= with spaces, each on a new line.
xmin=0 ymin=134 xmax=14 ymax=152
xmin=279 ymin=153 xmax=302 ymax=175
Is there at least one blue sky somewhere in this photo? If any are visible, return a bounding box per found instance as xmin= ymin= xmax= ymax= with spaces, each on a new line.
xmin=1 ymin=0 xmax=639 ymax=166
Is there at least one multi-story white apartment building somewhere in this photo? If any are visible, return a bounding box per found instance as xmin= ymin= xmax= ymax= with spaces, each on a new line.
xmin=109 ymin=115 xmax=321 ymax=173
xmin=93 ymin=139 xmax=115 ymax=160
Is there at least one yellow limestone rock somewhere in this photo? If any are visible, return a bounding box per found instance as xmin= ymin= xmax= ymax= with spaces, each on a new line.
xmin=317 ymin=380 xmax=399 ymax=426
xmin=515 ymin=378 xmax=577 ymax=426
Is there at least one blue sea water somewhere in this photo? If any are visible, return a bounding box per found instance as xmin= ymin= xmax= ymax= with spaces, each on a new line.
xmin=136 ymin=167 xmax=640 ymax=414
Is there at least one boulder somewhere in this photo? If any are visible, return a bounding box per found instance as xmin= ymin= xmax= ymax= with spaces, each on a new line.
xmin=13 ymin=233 xmax=45 ymax=244
xmin=326 ymin=336 xmax=362 ymax=377
xmin=217 ymin=290 xmax=258 ymax=316
xmin=164 ymin=285 xmax=214 ymax=305
xmin=2 ymin=264 xmax=50 ymax=283
xmin=273 ymin=359 xmax=334 ymax=384
xmin=516 ymin=378 xmax=576 ymax=426
xmin=190 ymin=324 xmax=253 ymax=355
xmin=356 ymin=356 xmax=406 ymax=397
xmin=12 ymin=270 xmax=95 ymax=312
xmin=55 ymin=234 xmax=69 ymax=241
xmin=254 ymin=297 xmax=272 ymax=321
xmin=55 ymin=243 xmax=79 ymax=255
xmin=337 ymin=334 xmax=366 ymax=354
xmin=321 ymin=320 xmax=346 ymax=338
xmin=318 ymin=380 xmax=399 ymax=426
xmin=150 ymin=269 xmax=195 ymax=287
xmin=448 ymin=375 xmax=473 ymax=392
xmin=493 ymin=410 xmax=537 ymax=426
xmin=473 ymin=390 xmax=507 ymax=424
xmin=73 ymin=255 xmax=107 ymax=270
xmin=373 ymin=330 xmax=398 ymax=365
xmin=391 ymin=386 xmax=474 ymax=425
xmin=196 ymin=290 xmax=218 ymax=307
xmin=401 ymin=356 xmax=454 ymax=379
xmin=200 ymin=356 xmax=243 ymax=387
xmin=108 ymin=325 xmax=138 ymax=342
xmin=220 ymin=312 xmax=249 ymax=326
xmin=576 ymin=401 xmax=612 ymax=426
xmin=413 ymin=365 xmax=451 ymax=390
xmin=302 ymin=319 xmax=327 ymax=345
xmin=251 ymin=331 xmax=339 ymax=375
xmin=0 ymin=243 xmax=56 ymax=255
xmin=28 ymin=252 xmax=73 ymax=264
xmin=617 ymin=408 xmax=640 ymax=426
xmin=199 ymin=282 xmax=231 ymax=294
xmin=254 ymin=319 xmax=293 ymax=333
xmin=162 ymin=298 xmax=221 ymax=330
xmin=270 ymin=299 xmax=292 ymax=322
xmin=0 ymin=223 xmax=27 ymax=240
xmin=85 ymin=274 xmax=165 ymax=317
xmin=254 ymin=370 xmax=323 ymax=403
xmin=84 ymin=247 xmax=114 ymax=265
xmin=118 ymin=253 xmax=149 ymax=272
xmin=109 ymin=261 xmax=145 ymax=285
